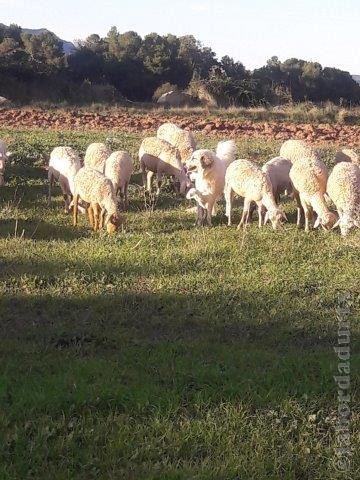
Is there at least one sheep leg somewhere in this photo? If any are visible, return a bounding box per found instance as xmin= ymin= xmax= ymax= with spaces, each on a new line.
xmin=238 ymin=198 xmax=250 ymax=229
xmin=87 ymin=205 xmax=94 ymax=228
xmin=224 ymin=184 xmax=233 ymax=226
xmin=146 ymin=171 xmax=154 ymax=192
xmin=73 ymin=194 xmax=79 ymax=226
xmin=99 ymin=208 xmax=106 ymax=230
xmin=119 ymin=186 xmax=125 ymax=210
xmin=300 ymin=198 xmax=311 ymax=232
xmin=93 ymin=204 xmax=101 ymax=231
xmin=293 ymin=190 xmax=303 ymax=228
xmin=141 ymin=161 xmax=147 ymax=190
xmin=124 ymin=182 xmax=129 ymax=210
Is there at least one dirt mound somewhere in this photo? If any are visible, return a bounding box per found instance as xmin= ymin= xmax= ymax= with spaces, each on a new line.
xmin=1 ymin=108 xmax=360 ymax=145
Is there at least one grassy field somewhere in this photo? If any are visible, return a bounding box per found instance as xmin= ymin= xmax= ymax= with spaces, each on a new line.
xmin=0 ymin=129 xmax=359 ymax=479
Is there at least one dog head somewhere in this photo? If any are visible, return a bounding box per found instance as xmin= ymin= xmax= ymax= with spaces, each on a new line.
xmin=186 ymin=149 xmax=215 ymax=176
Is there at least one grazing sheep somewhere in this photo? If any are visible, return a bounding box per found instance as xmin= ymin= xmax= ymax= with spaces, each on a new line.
xmin=280 ymin=139 xmax=318 ymax=164
xmin=0 ymin=140 xmax=11 ymax=186
xmin=262 ymin=157 xmax=293 ymax=203
xmin=139 ymin=137 xmax=189 ymax=195
xmin=334 ymin=148 xmax=359 ymax=166
xmin=104 ymin=151 xmax=133 ymax=209
xmin=73 ymin=167 xmax=121 ymax=234
xmin=48 ymin=146 xmax=82 ymax=212
xmin=224 ymin=159 xmax=285 ymax=230
xmin=289 ymin=157 xmax=337 ymax=232
xmin=157 ymin=122 xmax=196 ymax=163
xmin=327 ymin=162 xmax=360 ymax=236
xmin=185 ymin=141 xmax=238 ymax=226
xmin=84 ymin=143 xmax=111 ymax=173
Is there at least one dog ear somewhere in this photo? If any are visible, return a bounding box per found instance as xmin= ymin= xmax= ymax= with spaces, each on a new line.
xmin=186 ymin=188 xmax=197 ymax=200
xmin=200 ymin=153 xmax=214 ymax=169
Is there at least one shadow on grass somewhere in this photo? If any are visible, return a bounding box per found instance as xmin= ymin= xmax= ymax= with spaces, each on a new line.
xmin=0 ymin=290 xmax=351 ymax=420
xmin=0 ymin=218 xmax=90 ymax=241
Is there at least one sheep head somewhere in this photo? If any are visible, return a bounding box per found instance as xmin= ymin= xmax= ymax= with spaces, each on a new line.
xmin=264 ymin=207 xmax=287 ymax=230
xmin=106 ymin=213 xmax=121 ymax=234
xmin=313 ymin=211 xmax=338 ymax=231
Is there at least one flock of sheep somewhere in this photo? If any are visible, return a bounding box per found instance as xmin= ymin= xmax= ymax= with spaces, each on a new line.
xmin=1 ymin=123 xmax=360 ymax=236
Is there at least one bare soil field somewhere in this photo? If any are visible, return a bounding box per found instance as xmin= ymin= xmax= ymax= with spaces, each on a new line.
xmin=1 ymin=107 xmax=360 ymax=145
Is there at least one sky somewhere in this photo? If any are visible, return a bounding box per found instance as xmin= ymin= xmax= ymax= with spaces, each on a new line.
xmin=1 ymin=0 xmax=359 ymax=74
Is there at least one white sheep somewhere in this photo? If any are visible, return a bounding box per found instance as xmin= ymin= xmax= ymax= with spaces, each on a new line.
xmin=185 ymin=140 xmax=238 ymax=226
xmin=0 ymin=140 xmax=11 ymax=186
xmin=280 ymin=139 xmax=318 ymax=164
xmin=327 ymin=162 xmax=360 ymax=235
xmin=262 ymin=156 xmax=293 ymax=203
xmin=104 ymin=151 xmax=133 ymax=209
xmin=224 ymin=159 xmax=285 ymax=230
xmin=289 ymin=157 xmax=337 ymax=232
xmin=48 ymin=146 xmax=82 ymax=212
xmin=139 ymin=136 xmax=189 ymax=195
xmin=157 ymin=122 xmax=196 ymax=163
xmin=73 ymin=167 xmax=121 ymax=234
xmin=84 ymin=143 xmax=111 ymax=173
xmin=334 ymin=148 xmax=359 ymax=166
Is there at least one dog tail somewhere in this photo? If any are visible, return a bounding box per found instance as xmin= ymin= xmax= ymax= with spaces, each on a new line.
xmin=216 ymin=140 xmax=237 ymax=168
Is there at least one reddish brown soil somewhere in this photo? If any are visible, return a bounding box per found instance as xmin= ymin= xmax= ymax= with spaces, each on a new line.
xmin=1 ymin=108 xmax=360 ymax=145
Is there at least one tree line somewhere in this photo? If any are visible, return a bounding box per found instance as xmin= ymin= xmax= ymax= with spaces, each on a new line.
xmin=1 ymin=23 xmax=359 ymax=106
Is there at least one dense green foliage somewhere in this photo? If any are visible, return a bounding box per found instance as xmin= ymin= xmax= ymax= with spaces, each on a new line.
xmin=1 ymin=23 xmax=360 ymax=106
xmin=0 ymin=128 xmax=359 ymax=478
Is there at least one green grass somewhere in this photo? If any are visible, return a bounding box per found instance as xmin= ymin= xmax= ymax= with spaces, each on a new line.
xmin=0 ymin=129 xmax=359 ymax=479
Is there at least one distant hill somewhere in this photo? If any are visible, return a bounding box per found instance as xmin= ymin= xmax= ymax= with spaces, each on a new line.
xmin=4 ymin=25 xmax=76 ymax=54
xmin=353 ymin=75 xmax=360 ymax=85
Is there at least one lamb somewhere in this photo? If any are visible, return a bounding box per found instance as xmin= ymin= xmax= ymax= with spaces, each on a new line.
xmin=48 ymin=146 xmax=82 ymax=212
xmin=327 ymin=162 xmax=360 ymax=236
xmin=280 ymin=139 xmax=318 ymax=164
xmin=334 ymin=148 xmax=359 ymax=166
xmin=262 ymin=156 xmax=293 ymax=203
xmin=104 ymin=151 xmax=133 ymax=209
xmin=289 ymin=157 xmax=337 ymax=232
xmin=0 ymin=140 xmax=11 ymax=186
xmin=84 ymin=143 xmax=111 ymax=173
xmin=185 ymin=141 xmax=238 ymax=226
xmin=139 ymin=136 xmax=189 ymax=195
xmin=157 ymin=122 xmax=196 ymax=163
xmin=73 ymin=167 xmax=121 ymax=234
xmin=224 ymin=159 xmax=285 ymax=230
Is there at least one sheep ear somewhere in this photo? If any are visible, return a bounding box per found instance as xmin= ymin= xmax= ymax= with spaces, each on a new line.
xmin=200 ymin=153 xmax=214 ymax=169
xmin=332 ymin=219 xmax=341 ymax=229
xmin=314 ymin=216 xmax=321 ymax=228
xmin=264 ymin=211 xmax=270 ymax=224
